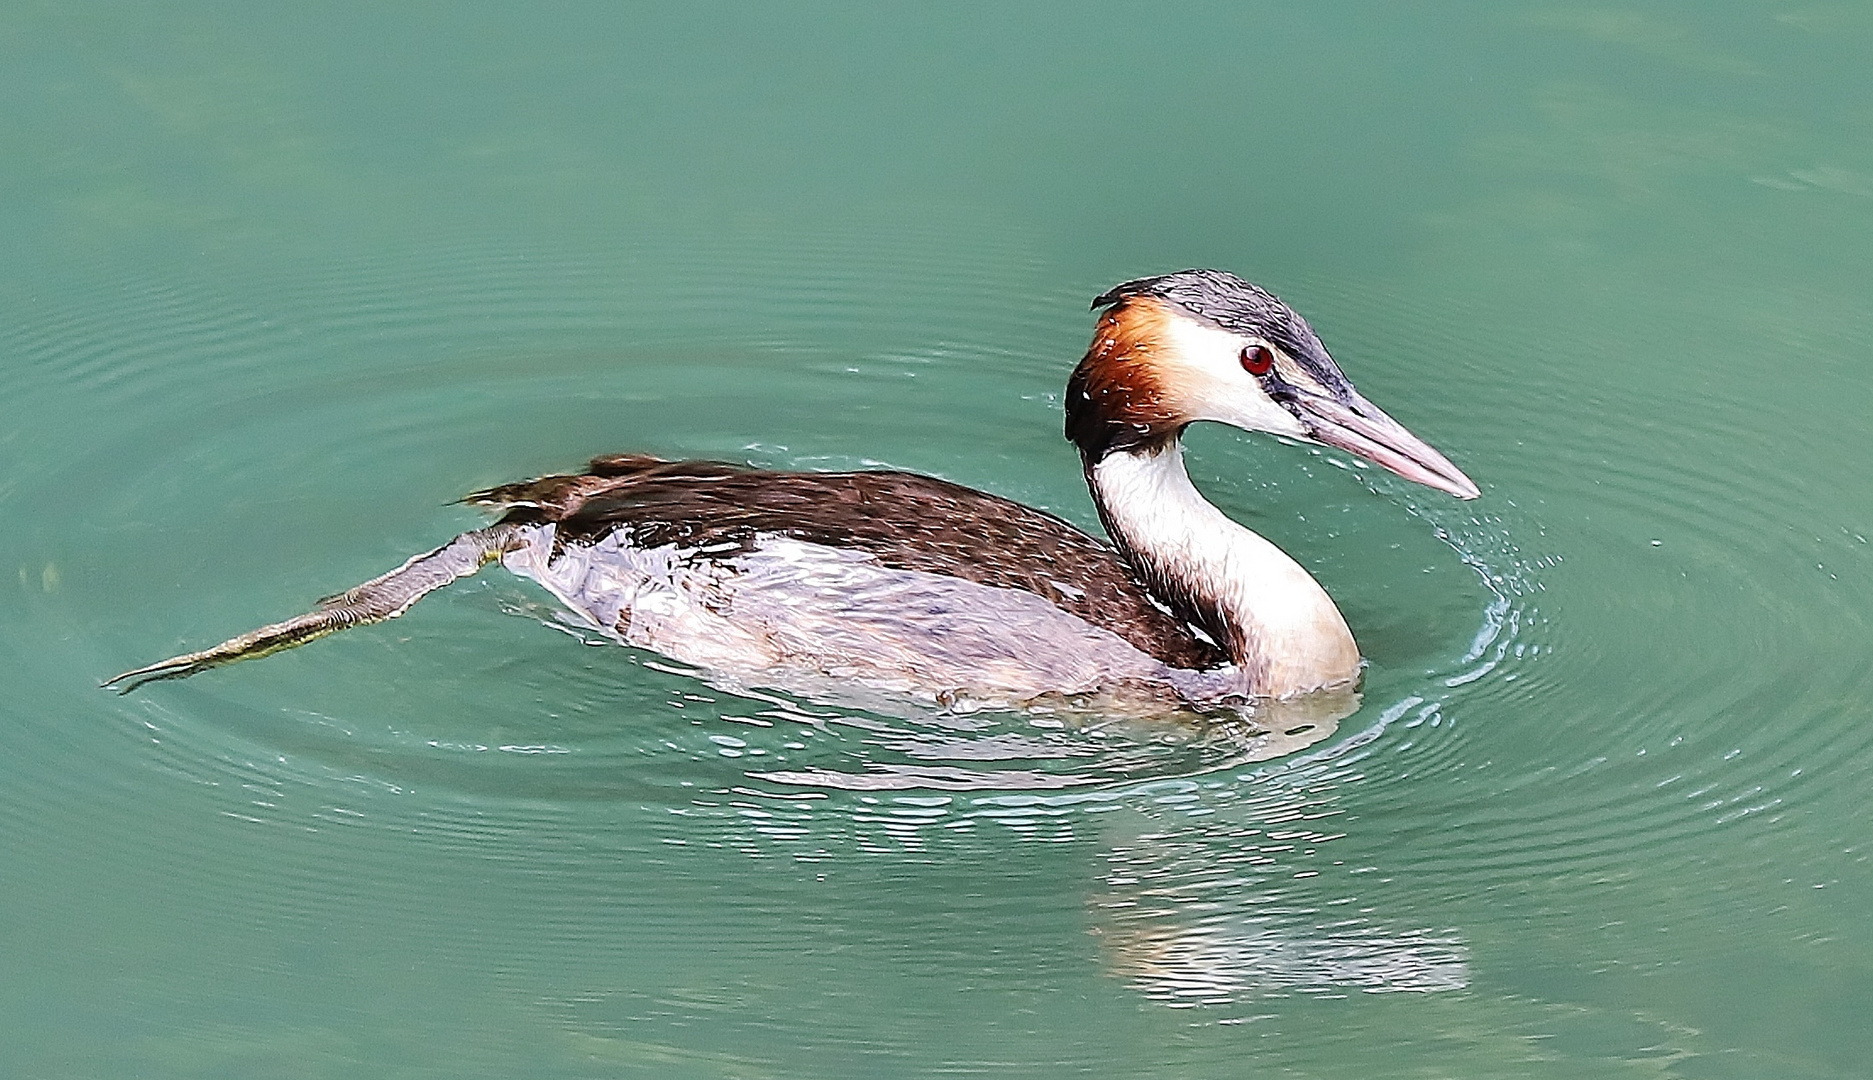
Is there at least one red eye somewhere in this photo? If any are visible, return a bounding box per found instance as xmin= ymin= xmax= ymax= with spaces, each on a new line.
xmin=1240 ymin=344 xmax=1274 ymax=375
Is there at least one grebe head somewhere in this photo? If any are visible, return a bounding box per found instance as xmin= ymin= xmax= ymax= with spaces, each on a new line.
xmin=1066 ymin=269 xmax=1479 ymax=500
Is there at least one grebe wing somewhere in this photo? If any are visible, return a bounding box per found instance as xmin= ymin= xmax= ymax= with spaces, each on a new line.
xmin=470 ymin=455 xmax=1227 ymax=671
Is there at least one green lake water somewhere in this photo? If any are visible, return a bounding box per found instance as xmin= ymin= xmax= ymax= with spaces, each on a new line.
xmin=6 ymin=2 xmax=1873 ymax=1076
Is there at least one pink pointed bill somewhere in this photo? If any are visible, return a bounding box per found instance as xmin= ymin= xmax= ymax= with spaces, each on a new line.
xmin=1295 ymin=392 xmax=1480 ymax=500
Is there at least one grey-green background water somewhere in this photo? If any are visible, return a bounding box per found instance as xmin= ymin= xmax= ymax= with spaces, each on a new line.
xmin=6 ymin=2 xmax=1873 ymax=1076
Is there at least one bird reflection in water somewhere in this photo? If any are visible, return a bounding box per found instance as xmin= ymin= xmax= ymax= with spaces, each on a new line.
xmin=1092 ymin=856 xmax=1469 ymax=1005
xmin=731 ymin=689 xmax=1467 ymax=1006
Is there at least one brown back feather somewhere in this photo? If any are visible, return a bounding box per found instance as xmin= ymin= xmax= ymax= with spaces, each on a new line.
xmin=472 ymin=455 xmax=1228 ymax=671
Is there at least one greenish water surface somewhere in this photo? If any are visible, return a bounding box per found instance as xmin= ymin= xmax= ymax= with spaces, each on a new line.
xmin=6 ymin=2 xmax=1873 ymax=1076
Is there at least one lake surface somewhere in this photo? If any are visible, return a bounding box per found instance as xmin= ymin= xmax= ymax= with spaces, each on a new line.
xmin=6 ymin=2 xmax=1873 ymax=1075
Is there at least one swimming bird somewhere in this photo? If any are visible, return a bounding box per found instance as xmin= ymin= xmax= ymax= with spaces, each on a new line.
xmin=105 ymin=269 xmax=1477 ymax=706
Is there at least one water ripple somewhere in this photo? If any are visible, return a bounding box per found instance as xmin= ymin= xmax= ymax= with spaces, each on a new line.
xmin=11 ymin=234 xmax=1857 ymax=1015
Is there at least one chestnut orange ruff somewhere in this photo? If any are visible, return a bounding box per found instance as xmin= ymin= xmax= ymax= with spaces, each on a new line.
xmin=1065 ymin=298 xmax=1186 ymax=458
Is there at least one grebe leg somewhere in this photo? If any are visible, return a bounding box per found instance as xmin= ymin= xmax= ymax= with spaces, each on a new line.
xmin=102 ymin=524 xmax=523 ymax=693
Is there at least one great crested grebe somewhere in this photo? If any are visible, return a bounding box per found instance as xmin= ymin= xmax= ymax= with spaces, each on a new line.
xmin=106 ymin=270 xmax=1478 ymax=706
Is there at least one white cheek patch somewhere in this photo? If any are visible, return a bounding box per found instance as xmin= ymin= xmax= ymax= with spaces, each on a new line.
xmin=1155 ymin=314 xmax=1308 ymax=438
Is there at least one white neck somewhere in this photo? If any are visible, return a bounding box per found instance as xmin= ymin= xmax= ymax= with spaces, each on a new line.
xmin=1088 ymin=443 xmax=1360 ymax=698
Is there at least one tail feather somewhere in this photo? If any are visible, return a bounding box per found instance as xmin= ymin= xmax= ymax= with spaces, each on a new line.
xmin=103 ymin=524 xmax=524 ymax=694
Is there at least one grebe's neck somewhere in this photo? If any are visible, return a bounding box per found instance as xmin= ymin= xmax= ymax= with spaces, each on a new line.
xmin=1086 ymin=442 xmax=1360 ymax=698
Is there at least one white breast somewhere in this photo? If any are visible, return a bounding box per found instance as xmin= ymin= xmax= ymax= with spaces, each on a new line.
xmin=1090 ymin=445 xmax=1360 ymax=698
